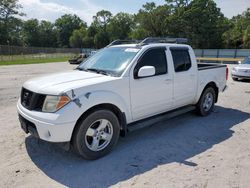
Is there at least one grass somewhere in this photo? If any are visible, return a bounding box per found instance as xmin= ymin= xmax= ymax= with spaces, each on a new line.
xmin=0 ymin=57 xmax=70 ymax=66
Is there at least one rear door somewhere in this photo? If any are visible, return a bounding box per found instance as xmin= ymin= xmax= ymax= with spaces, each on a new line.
xmin=130 ymin=47 xmax=174 ymax=121
xmin=170 ymin=47 xmax=197 ymax=107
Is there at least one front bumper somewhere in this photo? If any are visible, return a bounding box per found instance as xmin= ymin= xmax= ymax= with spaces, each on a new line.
xmin=231 ymin=70 xmax=250 ymax=79
xmin=17 ymin=100 xmax=75 ymax=142
xmin=231 ymin=74 xmax=250 ymax=79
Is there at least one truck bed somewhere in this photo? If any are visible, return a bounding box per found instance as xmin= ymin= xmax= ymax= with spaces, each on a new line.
xmin=197 ymin=63 xmax=227 ymax=93
xmin=198 ymin=63 xmax=227 ymax=71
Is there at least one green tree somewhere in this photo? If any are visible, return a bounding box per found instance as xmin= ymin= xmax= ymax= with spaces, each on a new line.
xmin=165 ymin=0 xmax=191 ymax=8
xmin=243 ymin=25 xmax=250 ymax=48
xmin=39 ymin=20 xmax=57 ymax=47
xmin=69 ymin=27 xmax=87 ymax=48
xmin=0 ymin=0 xmax=24 ymax=45
xmin=91 ymin=10 xmax=112 ymax=48
xmin=94 ymin=30 xmax=110 ymax=48
xmin=107 ymin=12 xmax=134 ymax=40
xmin=93 ymin=10 xmax=112 ymax=29
xmin=182 ymin=0 xmax=228 ymax=48
xmin=22 ymin=19 xmax=40 ymax=47
xmin=131 ymin=3 xmax=171 ymax=38
xmin=223 ymin=8 xmax=250 ymax=48
xmin=55 ymin=14 xmax=86 ymax=47
xmin=82 ymin=36 xmax=94 ymax=48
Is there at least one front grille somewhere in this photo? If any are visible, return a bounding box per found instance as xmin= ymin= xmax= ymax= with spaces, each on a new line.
xmin=21 ymin=88 xmax=46 ymax=111
xmin=21 ymin=88 xmax=33 ymax=109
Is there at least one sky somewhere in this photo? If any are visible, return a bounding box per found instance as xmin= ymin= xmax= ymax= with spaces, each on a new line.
xmin=19 ymin=0 xmax=250 ymax=25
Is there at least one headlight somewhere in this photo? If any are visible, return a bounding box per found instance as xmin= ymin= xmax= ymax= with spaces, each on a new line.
xmin=42 ymin=95 xmax=71 ymax=113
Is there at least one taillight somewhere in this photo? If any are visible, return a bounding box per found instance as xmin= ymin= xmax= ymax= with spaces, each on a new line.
xmin=226 ymin=66 xmax=229 ymax=80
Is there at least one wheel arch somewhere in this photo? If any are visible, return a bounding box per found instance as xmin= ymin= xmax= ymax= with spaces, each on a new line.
xmin=71 ymin=103 xmax=127 ymax=144
xmin=199 ymin=82 xmax=219 ymax=103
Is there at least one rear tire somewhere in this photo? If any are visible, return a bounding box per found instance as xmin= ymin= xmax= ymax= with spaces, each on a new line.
xmin=72 ymin=109 xmax=120 ymax=160
xmin=196 ymin=87 xmax=216 ymax=116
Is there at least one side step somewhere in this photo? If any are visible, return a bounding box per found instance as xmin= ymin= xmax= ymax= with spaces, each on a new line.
xmin=127 ymin=106 xmax=196 ymax=132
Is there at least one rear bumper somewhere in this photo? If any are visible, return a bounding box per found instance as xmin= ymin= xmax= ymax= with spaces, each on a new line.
xmin=17 ymin=101 xmax=75 ymax=142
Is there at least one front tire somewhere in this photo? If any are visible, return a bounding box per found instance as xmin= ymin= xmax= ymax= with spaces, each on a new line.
xmin=196 ymin=87 xmax=216 ymax=116
xmin=232 ymin=77 xmax=238 ymax=81
xmin=73 ymin=109 xmax=120 ymax=160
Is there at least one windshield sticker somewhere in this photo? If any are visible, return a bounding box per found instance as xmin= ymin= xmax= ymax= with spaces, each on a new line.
xmin=125 ymin=48 xmax=140 ymax=53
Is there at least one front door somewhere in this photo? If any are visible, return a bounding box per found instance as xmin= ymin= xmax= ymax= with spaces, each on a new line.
xmin=130 ymin=47 xmax=173 ymax=121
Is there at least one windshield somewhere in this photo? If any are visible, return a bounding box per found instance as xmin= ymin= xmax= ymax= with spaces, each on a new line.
xmin=78 ymin=47 xmax=140 ymax=76
xmin=242 ymin=57 xmax=250 ymax=64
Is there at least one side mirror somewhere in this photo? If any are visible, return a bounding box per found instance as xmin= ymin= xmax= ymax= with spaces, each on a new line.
xmin=138 ymin=66 xmax=156 ymax=78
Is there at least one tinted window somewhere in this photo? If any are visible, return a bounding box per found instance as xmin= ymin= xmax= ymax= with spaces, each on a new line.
xmin=134 ymin=48 xmax=167 ymax=78
xmin=171 ymin=49 xmax=191 ymax=72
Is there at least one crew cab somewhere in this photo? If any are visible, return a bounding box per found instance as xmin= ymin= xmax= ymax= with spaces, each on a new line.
xmin=17 ymin=38 xmax=228 ymax=160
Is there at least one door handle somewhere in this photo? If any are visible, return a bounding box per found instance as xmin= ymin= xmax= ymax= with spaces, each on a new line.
xmin=165 ymin=79 xmax=173 ymax=81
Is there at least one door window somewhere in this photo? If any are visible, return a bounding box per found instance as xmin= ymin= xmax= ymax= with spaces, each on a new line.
xmin=171 ymin=48 xmax=191 ymax=72
xmin=134 ymin=48 xmax=167 ymax=78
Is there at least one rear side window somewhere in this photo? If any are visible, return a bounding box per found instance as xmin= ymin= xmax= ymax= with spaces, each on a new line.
xmin=134 ymin=48 xmax=167 ymax=78
xmin=171 ymin=48 xmax=191 ymax=72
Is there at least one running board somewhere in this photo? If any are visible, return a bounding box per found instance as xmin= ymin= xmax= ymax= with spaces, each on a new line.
xmin=127 ymin=106 xmax=196 ymax=132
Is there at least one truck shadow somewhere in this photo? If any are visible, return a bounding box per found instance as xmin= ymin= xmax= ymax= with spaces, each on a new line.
xmin=25 ymin=106 xmax=250 ymax=188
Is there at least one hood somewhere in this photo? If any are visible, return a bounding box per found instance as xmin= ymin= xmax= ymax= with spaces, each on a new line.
xmin=237 ymin=64 xmax=250 ymax=69
xmin=23 ymin=70 xmax=116 ymax=95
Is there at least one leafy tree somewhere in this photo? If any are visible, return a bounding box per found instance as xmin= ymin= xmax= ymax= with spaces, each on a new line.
xmin=223 ymin=8 xmax=250 ymax=48
xmin=69 ymin=27 xmax=87 ymax=48
xmin=131 ymin=3 xmax=172 ymax=38
xmin=94 ymin=30 xmax=110 ymax=48
xmin=38 ymin=21 xmax=57 ymax=47
xmin=82 ymin=36 xmax=94 ymax=48
xmin=22 ymin=19 xmax=40 ymax=47
xmin=87 ymin=25 xmax=98 ymax=38
xmin=107 ymin=12 xmax=134 ymax=40
xmin=0 ymin=0 xmax=24 ymax=45
xmin=129 ymin=27 xmax=148 ymax=40
xmin=165 ymin=0 xmax=191 ymax=9
xmin=91 ymin=10 xmax=112 ymax=48
xmin=181 ymin=0 xmax=228 ymax=48
xmin=22 ymin=19 xmax=57 ymax=47
xmin=93 ymin=10 xmax=112 ymax=29
xmin=243 ymin=25 xmax=250 ymax=48
xmin=55 ymin=14 xmax=87 ymax=47
xmin=1 ymin=0 xmax=250 ymax=49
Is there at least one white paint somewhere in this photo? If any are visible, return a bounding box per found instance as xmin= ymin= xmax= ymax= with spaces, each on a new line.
xmin=17 ymin=43 xmax=227 ymax=142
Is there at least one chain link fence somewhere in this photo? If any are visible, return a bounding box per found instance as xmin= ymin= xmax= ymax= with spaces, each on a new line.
xmin=0 ymin=45 xmax=82 ymax=61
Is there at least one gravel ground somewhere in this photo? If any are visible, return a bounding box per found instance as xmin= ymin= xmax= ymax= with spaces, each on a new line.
xmin=0 ymin=62 xmax=250 ymax=188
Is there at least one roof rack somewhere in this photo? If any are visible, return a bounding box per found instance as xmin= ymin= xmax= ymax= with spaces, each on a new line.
xmin=107 ymin=39 xmax=141 ymax=47
xmin=139 ymin=37 xmax=188 ymax=45
xmin=107 ymin=37 xmax=188 ymax=47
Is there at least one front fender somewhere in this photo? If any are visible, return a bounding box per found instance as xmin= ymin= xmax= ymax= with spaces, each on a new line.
xmin=68 ymin=90 xmax=131 ymax=123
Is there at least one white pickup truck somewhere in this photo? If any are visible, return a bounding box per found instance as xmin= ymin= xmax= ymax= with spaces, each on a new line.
xmin=17 ymin=38 xmax=228 ymax=160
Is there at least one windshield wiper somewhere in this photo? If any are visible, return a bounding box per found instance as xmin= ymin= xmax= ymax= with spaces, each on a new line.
xmin=85 ymin=68 xmax=111 ymax=76
xmin=75 ymin=67 xmax=83 ymax=70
